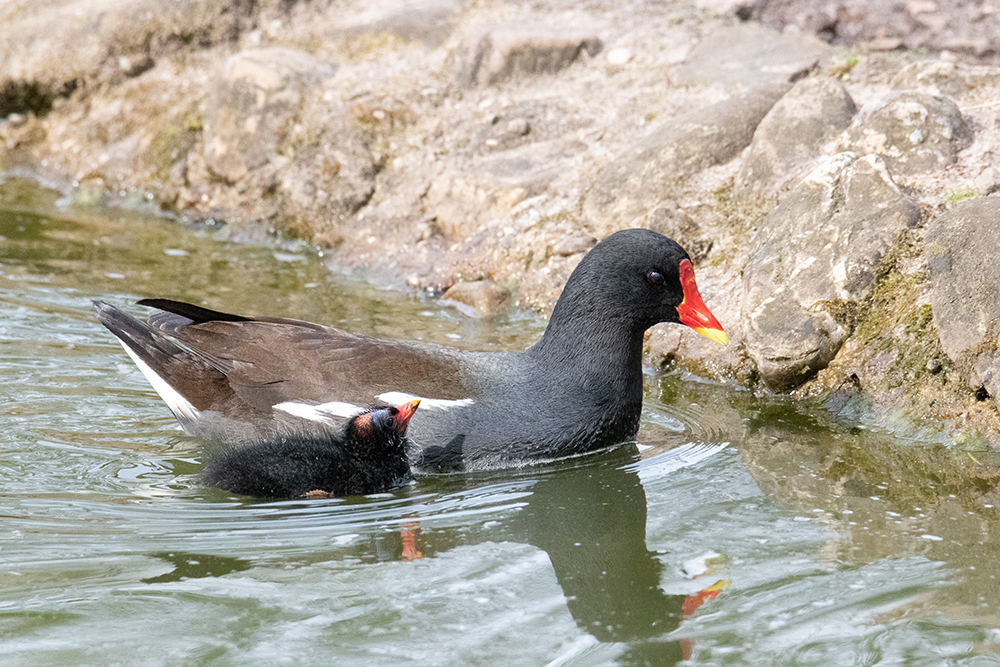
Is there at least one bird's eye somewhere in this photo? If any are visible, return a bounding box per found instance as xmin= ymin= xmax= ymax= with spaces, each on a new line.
xmin=646 ymin=271 xmax=665 ymax=286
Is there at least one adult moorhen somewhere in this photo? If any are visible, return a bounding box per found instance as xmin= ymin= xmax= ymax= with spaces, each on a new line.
xmin=94 ymin=228 xmax=726 ymax=470
xmin=202 ymin=400 xmax=419 ymax=498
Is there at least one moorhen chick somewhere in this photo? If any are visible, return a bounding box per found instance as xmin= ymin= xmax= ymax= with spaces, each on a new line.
xmin=202 ymin=400 xmax=419 ymax=498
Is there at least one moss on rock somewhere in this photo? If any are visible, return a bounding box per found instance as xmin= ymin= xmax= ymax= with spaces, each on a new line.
xmin=799 ymin=227 xmax=1000 ymax=446
xmin=148 ymin=106 xmax=203 ymax=179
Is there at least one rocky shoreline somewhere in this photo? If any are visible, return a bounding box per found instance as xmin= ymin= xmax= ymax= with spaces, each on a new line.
xmin=3 ymin=0 xmax=1000 ymax=445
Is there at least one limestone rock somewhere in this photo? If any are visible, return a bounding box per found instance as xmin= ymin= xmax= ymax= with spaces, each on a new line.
xmin=583 ymin=83 xmax=789 ymax=236
xmin=203 ymin=48 xmax=337 ymax=183
xmin=890 ymin=61 xmax=975 ymax=98
xmin=552 ymin=234 xmax=596 ymax=257
xmin=926 ymin=195 xmax=1000 ymax=364
xmin=340 ymin=0 xmax=462 ymax=47
xmin=605 ymin=47 xmax=632 ymax=66
xmin=425 ymin=139 xmax=586 ymax=240
xmin=5 ymin=0 xmax=1000 ymax=445
xmin=976 ymin=354 xmax=1000 ymax=408
xmin=642 ymin=201 xmax=712 ymax=264
xmin=974 ymin=167 xmax=1000 ymax=196
xmin=439 ymin=280 xmax=511 ymax=317
xmin=198 ymin=47 xmax=377 ymax=235
xmin=277 ymin=137 xmax=377 ymax=237
xmin=674 ymin=23 xmax=834 ymax=89
xmin=736 ymin=76 xmax=857 ymax=198
xmin=695 ymin=0 xmax=755 ymax=16
xmin=0 ymin=0 xmax=254 ymax=110
xmin=928 ymin=195 xmax=1000 ymax=409
xmin=754 ymin=0 xmax=1000 ymax=60
xmin=742 ymin=153 xmax=921 ymax=390
xmin=461 ymin=29 xmax=602 ymax=87
xmin=839 ymin=91 xmax=972 ymax=178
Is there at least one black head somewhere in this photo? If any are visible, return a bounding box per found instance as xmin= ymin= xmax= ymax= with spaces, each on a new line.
xmin=549 ymin=229 xmax=726 ymax=341
xmin=344 ymin=399 xmax=420 ymax=454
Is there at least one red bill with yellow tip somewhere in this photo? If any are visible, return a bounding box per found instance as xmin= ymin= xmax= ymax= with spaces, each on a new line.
xmin=391 ymin=399 xmax=421 ymax=436
xmin=675 ymin=259 xmax=728 ymax=345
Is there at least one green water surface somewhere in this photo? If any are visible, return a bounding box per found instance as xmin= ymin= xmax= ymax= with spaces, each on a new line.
xmin=1 ymin=178 xmax=1000 ymax=666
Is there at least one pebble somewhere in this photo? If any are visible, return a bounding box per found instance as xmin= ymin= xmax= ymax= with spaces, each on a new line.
xmin=553 ymin=234 xmax=597 ymax=256
xmin=507 ymin=118 xmax=530 ymax=136
xmin=974 ymin=167 xmax=1000 ymax=195
xmin=606 ymin=47 xmax=632 ymax=65
xmin=439 ymin=280 xmax=511 ymax=317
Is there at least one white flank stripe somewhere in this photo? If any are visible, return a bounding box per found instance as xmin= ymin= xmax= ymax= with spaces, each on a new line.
xmin=376 ymin=391 xmax=474 ymax=410
xmin=119 ymin=342 xmax=200 ymax=423
xmin=274 ymin=401 xmax=365 ymax=422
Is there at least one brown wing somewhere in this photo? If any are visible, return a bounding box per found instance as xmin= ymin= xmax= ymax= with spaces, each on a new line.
xmin=143 ymin=305 xmax=476 ymax=412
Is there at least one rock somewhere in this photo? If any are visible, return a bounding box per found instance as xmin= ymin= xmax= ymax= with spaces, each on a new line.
xmin=425 ymin=139 xmax=586 ymax=240
xmin=0 ymin=0 xmax=255 ymax=101
xmin=197 ymin=47 xmax=377 ymax=236
xmin=742 ymin=153 xmax=921 ymax=390
xmin=5 ymin=112 xmax=27 ymax=128
xmin=864 ymin=37 xmax=905 ymax=52
xmin=976 ymin=354 xmax=1000 ymax=407
xmin=606 ymin=47 xmax=632 ymax=65
xmin=974 ymin=167 xmax=1000 ymax=196
xmin=340 ymin=0 xmax=462 ymax=47
xmin=507 ymin=118 xmax=530 ymax=136
xmin=926 ymin=195 xmax=1000 ymax=366
xmin=439 ymin=280 xmax=511 ymax=317
xmin=583 ymin=83 xmax=790 ymax=236
xmin=736 ymin=76 xmax=857 ymax=198
xmin=460 ymin=29 xmax=602 ymax=87
xmin=755 ymin=0 xmax=1000 ymax=61
xmin=203 ymin=48 xmax=337 ymax=183
xmin=890 ymin=60 xmax=974 ymax=98
xmin=480 ymin=139 xmax=586 ymax=186
xmin=642 ymin=201 xmax=712 ymax=264
xmin=277 ymin=135 xmax=377 ymax=238
xmin=839 ymin=91 xmax=972 ymax=178
xmin=473 ymin=106 xmax=544 ymax=152
xmin=755 ymin=0 xmax=916 ymax=45
xmin=695 ymin=0 xmax=755 ymax=17
xmin=552 ymin=234 xmax=596 ymax=257
xmin=674 ymin=23 xmax=834 ymax=90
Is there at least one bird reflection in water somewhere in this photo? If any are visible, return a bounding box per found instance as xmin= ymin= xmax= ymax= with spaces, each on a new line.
xmin=143 ymin=446 xmax=727 ymax=664
xmin=379 ymin=446 xmax=729 ymax=665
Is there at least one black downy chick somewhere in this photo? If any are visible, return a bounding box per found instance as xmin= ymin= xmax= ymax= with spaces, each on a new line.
xmin=202 ymin=400 xmax=419 ymax=498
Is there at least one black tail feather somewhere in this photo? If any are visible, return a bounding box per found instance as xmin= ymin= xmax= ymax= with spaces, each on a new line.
xmin=137 ymin=298 xmax=252 ymax=325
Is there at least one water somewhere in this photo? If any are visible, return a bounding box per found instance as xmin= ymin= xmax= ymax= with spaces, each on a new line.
xmin=2 ymin=178 xmax=1000 ymax=665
